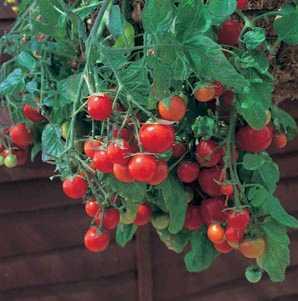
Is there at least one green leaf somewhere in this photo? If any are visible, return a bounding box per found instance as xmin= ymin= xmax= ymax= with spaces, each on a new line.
xmin=272 ymin=105 xmax=298 ymax=140
xmin=243 ymin=27 xmax=266 ymax=50
xmin=41 ymin=124 xmax=65 ymax=161
xmin=257 ymin=219 xmax=290 ymax=282
xmin=105 ymin=175 xmax=147 ymax=202
xmin=192 ymin=116 xmax=217 ymax=140
xmin=243 ymin=153 xmax=266 ymax=171
xmin=106 ymin=5 xmax=124 ymax=39
xmin=16 ymin=51 xmax=37 ymax=70
xmin=0 ymin=68 xmax=25 ymax=95
xmin=115 ymin=224 xmax=137 ymax=247
xmin=113 ymin=22 xmax=135 ymax=48
xmin=237 ymin=82 xmax=273 ymax=129
xmin=142 ymin=0 xmax=175 ymax=33
xmin=247 ymin=185 xmax=270 ymax=208
xmin=255 ymin=161 xmax=280 ymax=193
xmin=263 ymin=197 xmax=298 ymax=228
xmin=273 ymin=11 xmax=298 ymax=45
xmin=207 ymin=0 xmax=237 ymax=25
xmin=159 ymin=175 xmax=188 ymax=234
xmin=185 ymin=34 xmax=249 ymax=93
xmin=157 ymin=229 xmax=191 ymax=253
xmin=184 ymin=228 xmax=218 ymax=272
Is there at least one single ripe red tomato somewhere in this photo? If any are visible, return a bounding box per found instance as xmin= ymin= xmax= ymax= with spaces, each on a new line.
xmin=200 ymin=198 xmax=226 ymax=225
xmin=198 ymin=167 xmax=225 ymax=197
xmin=226 ymin=209 xmax=250 ymax=231
xmin=113 ymin=163 xmax=134 ymax=183
xmin=177 ymin=161 xmax=200 ymax=183
xmin=184 ymin=206 xmax=202 ymax=231
xmin=128 ymin=154 xmax=157 ymax=183
xmin=139 ymin=124 xmax=175 ymax=153
xmin=9 ymin=123 xmax=32 ymax=148
xmin=214 ymin=81 xmax=224 ymax=97
xmin=147 ymin=160 xmax=169 ymax=186
xmin=85 ymin=199 xmax=101 ymax=218
xmin=93 ymin=150 xmax=113 ymax=173
xmin=237 ymin=0 xmax=248 ymax=10
xmin=87 ymin=94 xmax=113 ymax=121
xmin=172 ymin=142 xmax=187 ymax=158
xmin=62 ymin=175 xmax=88 ymax=199
xmin=239 ymin=238 xmax=266 ymax=259
xmin=84 ymin=139 xmax=102 ymax=158
xmin=103 ymin=208 xmax=120 ymax=230
xmin=195 ymin=140 xmax=223 ymax=167
xmin=273 ymin=133 xmax=287 ymax=149
xmin=218 ymin=19 xmax=243 ymax=46
xmin=207 ymin=223 xmax=225 ymax=243
xmin=134 ymin=203 xmax=152 ymax=226
xmin=213 ymin=240 xmax=233 ymax=254
xmin=84 ymin=227 xmax=110 ymax=252
xmin=220 ymin=183 xmax=234 ymax=198
xmin=107 ymin=139 xmax=131 ymax=165
xmin=112 ymin=127 xmax=131 ymax=140
xmin=23 ymin=104 xmax=45 ymax=122
xmin=236 ymin=125 xmax=273 ymax=153
xmin=158 ymin=95 xmax=187 ymax=122
xmin=225 ymin=226 xmax=244 ymax=247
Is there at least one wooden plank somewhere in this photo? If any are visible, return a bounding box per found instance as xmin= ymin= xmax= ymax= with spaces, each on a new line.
xmin=0 ymin=244 xmax=136 ymax=291
xmin=275 ymin=152 xmax=298 ymax=179
xmin=1 ymin=271 xmax=137 ymax=301
xmin=136 ymin=225 xmax=153 ymax=301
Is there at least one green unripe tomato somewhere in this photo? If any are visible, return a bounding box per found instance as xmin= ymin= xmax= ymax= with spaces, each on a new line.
xmin=0 ymin=155 xmax=4 ymax=166
xmin=151 ymin=214 xmax=170 ymax=230
xmin=61 ymin=121 xmax=70 ymax=140
xmin=4 ymin=154 xmax=17 ymax=168
xmin=113 ymin=22 xmax=135 ymax=48
xmin=120 ymin=208 xmax=136 ymax=225
xmin=245 ymin=266 xmax=263 ymax=283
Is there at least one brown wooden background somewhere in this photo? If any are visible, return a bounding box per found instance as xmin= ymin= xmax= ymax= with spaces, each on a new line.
xmin=1 ymin=1 xmax=298 ymax=300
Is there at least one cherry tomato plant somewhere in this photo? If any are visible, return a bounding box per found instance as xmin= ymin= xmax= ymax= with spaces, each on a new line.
xmin=1 ymin=0 xmax=298 ymax=283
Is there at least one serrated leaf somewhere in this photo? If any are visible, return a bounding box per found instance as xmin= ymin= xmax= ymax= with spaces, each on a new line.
xmin=247 ymin=185 xmax=270 ymax=208
xmin=207 ymin=0 xmax=237 ymax=25
xmin=184 ymin=227 xmax=218 ymax=272
xmin=159 ymin=175 xmax=188 ymax=234
xmin=243 ymin=153 xmax=266 ymax=170
xmin=157 ymin=229 xmax=191 ymax=253
xmin=115 ymin=224 xmax=137 ymax=247
xmin=257 ymin=219 xmax=290 ymax=282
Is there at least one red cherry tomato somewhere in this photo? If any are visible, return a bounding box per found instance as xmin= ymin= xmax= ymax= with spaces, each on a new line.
xmin=195 ymin=140 xmax=223 ymax=167
xmin=87 ymin=94 xmax=113 ymax=121
xmin=128 ymin=154 xmax=157 ymax=183
xmin=23 ymin=104 xmax=45 ymax=122
xmin=177 ymin=161 xmax=200 ymax=183
xmin=112 ymin=127 xmax=131 ymax=140
xmin=107 ymin=139 xmax=131 ymax=165
xmin=103 ymin=208 xmax=120 ymax=230
xmin=84 ymin=227 xmax=110 ymax=252
xmin=148 ymin=160 xmax=168 ymax=186
xmin=226 ymin=209 xmax=250 ymax=231
xmin=225 ymin=226 xmax=244 ymax=246
xmin=184 ymin=206 xmax=202 ymax=231
xmin=139 ymin=124 xmax=175 ymax=153
xmin=84 ymin=139 xmax=102 ymax=158
xmin=220 ymin=183 xmax=234 ymax=198
xmin=236 ymin=125 xmax=273 ymax=153
xmin=200 ymin=198 xmax=226 ymax=225
xmin=172 ymin=142 xmax=187 ymax=158
xmin=9 ymin=123 xmax=32 ymax=148
xmin=213 ymin=240 xmax=233 ymax=254
xmin=62 ymin=175 xmax=88 ymax=199
xmin=214 ymin=81 xmax=224 ymax=97
xmin=134 ymin=203 xmax=152 ymax=226
xmin=158 ymin=95 xmax=187 ymax=122
xmin=199 ymin=167 xmax=225 ymax=197
xmin=207 ymin=223 xmax=225 ymax=243
xmin=93 ymin=150 xmax=113 ymax=173
xmin=85 ymin=199 xmax=101 ymax=218
xmin=113 ymin=163 xmax=134 ymax=183
xmin=273 ymin=133 xmax=287 ymax=149
xmin=237 ymin=0 xmax=248 ymax=10
xmin=218 ymin=19 xmax=243 ymax=46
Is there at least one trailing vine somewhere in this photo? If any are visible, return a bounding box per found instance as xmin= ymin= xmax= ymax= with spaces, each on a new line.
xmin=1 ymin=0 xmax=298 ymax=283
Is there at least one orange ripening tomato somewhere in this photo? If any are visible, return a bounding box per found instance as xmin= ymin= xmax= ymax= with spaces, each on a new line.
xmin=194 ymin=86 xmax=216 ymax=102
xmin=207 ymin=223 xmax=225 ymax=243
xmin=239 ymin=238 xmax=266 ymax=259
xmin=158 ymin=95 xmax=187 ymax=122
